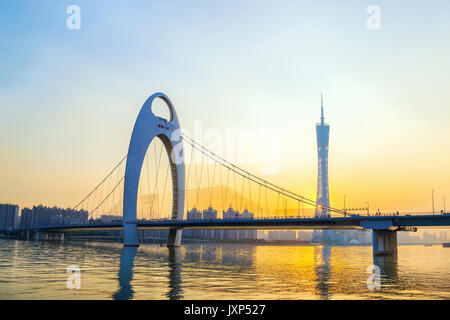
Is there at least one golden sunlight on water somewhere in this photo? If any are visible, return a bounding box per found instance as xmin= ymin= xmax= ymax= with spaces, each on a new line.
xmin=0 ymin=239 xmax=449 ymax=300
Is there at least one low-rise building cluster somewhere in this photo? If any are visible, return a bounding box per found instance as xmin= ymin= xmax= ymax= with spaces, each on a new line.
xmin=183 ymin=206 xmax=257 ymax=241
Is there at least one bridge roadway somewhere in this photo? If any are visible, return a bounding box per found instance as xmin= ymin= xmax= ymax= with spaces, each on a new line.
xmin=13 ymin=213 xmax=450 ymax=233
xmin=13 ymin=214 xmax=450 ymax=257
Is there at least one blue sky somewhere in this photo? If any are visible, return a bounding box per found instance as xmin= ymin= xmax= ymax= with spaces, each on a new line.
xmin=1 ymin=1 xmax=450 ymax=211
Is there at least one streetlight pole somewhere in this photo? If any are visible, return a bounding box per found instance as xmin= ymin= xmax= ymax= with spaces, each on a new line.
xmin=343 ymin=195 xmax=347 ymax=216
xmin=443 ymin=196 xmax=446 ymax=213
xmin=432 ymin=190 xmax=436 ymax=214
xmin=366 ymin=201 xmax=370 ymax=216
xmin=285 ymin=199 xmax=288 ymax=218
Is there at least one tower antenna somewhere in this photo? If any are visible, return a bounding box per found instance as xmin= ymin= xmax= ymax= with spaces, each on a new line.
xmin=320 ymin=93 xmax=324 ymax=125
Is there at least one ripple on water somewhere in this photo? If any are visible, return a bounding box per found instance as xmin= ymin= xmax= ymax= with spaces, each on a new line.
xmin=0 ymin=240 xmax=449 ymax=299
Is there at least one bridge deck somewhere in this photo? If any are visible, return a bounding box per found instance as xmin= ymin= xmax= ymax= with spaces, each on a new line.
xmin=11 ymin=214 xmax=450 ymax=233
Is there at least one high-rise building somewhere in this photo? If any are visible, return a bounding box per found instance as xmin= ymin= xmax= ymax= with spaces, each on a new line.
xmin=19 ymin=205 xmax=88 ymax=228
xmin=185 ymin=207 xmax=203 ymax=239
xmin=238 ymin=208 xmax=257 ymax=240
xmin=315 ymin=93 xmax=330 ymax=218
xmin=184 ymin=206 xmax=257 ymax=241
xmin=19 ymin=208 xmax=33 ymax=228
xmin=0 ymin=204 xmax=19 ymax=231
xmin=313 ymin=94 xmax=334 ymax=242
xmin=202 ymin=206 xmax=217 ymax=239
xmin=222 ymin=206 xmax=239 ymax=240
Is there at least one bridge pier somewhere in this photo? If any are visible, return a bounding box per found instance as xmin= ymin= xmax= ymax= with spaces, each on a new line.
xmin=372 ymin=230 xmax=397 ymax=256
xmin=26 ymin=231 xmax=64 ymax=241
xmin=167 ymin=229 xmax=182 ymax=247
xmin=124 ymin=222 xmax=139 ymax=247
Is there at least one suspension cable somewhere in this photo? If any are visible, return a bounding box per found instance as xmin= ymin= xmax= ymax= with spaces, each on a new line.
xmin=174 ymin=129 xmax=345 ymax=215
xmin=71 ymin=154 xmax=127 ymax=212
xmin=88 ymin=176 xmax=125 ymax=218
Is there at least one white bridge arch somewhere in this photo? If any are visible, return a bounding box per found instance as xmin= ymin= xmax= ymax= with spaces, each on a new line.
xmin=123 ymin=92 xmax=185 ymax=247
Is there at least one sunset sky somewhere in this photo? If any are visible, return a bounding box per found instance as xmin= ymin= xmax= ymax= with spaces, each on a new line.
xmin=1 ymin=1 xmax=450 ymax=214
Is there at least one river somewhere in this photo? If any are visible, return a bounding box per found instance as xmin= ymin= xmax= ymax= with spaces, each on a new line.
xmin=0 ymin=239 xmax=449 ymax=299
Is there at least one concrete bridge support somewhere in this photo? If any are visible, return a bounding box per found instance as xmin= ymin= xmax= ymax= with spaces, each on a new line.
xmin=372 ymin=230 xmax=397 ymax=256
xmin=23 ymin=231 xmax=64 ymax=241
xmin=167 ymin=229 xmax=182 ymax=247
xmin=49 ymin=233 xmax=65 ymax=241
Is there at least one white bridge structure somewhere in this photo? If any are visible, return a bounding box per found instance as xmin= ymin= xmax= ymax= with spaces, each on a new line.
xmin=13 ymin=92 xmax=450 ymax=257
xmin=123 ymin=93 xmax=185 ymax=247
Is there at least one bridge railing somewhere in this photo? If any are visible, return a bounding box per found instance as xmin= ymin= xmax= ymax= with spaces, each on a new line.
xmin=343 ymin=210 xmax=449 ymax=217
xmin=16 ymin=211 xmax=450 ymax=231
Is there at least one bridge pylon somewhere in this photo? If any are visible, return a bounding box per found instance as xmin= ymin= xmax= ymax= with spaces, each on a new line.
xmin=123 ymin=93 xmax=185 ymax=247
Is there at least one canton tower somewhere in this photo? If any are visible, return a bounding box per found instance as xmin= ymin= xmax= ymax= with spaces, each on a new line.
xmin=313 ymin=94 xmax=334 ymax=242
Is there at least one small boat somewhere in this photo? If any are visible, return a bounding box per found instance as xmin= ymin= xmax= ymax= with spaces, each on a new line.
xmin=443 ymin=243 xmax=450 ymax=248
xmin=424 ymin=244 xmax=432 ymax=247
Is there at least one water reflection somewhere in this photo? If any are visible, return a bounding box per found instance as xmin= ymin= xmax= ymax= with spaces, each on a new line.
xmin=166 ymin=247 xmax=183 ymax=300
xmin=113 ymin=246 xmax=137 ymax=300
xmin=201 ymin=245 xmax=217 ymax=262
xmin=1 ymin=239 xmax=448 ymax=300
xmin=373 ymin=254 xmax=398 ymax=286
xmin=314 ymin=246 xmax=332 ymax=299
xmin=182 ymin=244 xmax=256 ymax=266
xmin=113 ymin=246 xmax=184 ymax=300
xmin=113 ymin=244 xmax=398 ymax=300
xmin=221 ymin=245 xmax=255 ymax=267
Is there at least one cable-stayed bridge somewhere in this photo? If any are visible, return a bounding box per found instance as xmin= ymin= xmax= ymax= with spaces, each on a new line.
xmin=12 ymin=92 xmax=450 ymax=257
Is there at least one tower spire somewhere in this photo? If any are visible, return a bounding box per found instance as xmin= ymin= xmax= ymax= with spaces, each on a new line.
xmin=320 ymin=93 xmax=324 ymax=125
